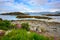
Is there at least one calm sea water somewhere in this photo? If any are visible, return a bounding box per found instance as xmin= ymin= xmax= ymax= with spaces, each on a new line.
xmin=0 ymin=15 xmax=19 ymax=20
xmin=0 ymin=15 xmax=60 ymax=22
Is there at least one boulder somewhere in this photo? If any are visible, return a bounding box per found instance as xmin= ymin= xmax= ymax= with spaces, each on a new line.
xmin=0 ymin=30 xmax=5 ymax=36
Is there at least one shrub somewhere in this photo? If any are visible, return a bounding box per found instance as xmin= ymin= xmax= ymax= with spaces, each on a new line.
xmin=0 ymin=18 xmax=2 ymax=21
xmin=33 ymin=33 xmax=49 ymax=40
xmin=0 ymin=20 xmax=14 ymax=30
xmin=21 ymin=23 xmax=30 ymax=31
xmin=1 ymin=29 xmax=28 ymax=40
xmin=1 ymin=29 xmax=53 ymax=40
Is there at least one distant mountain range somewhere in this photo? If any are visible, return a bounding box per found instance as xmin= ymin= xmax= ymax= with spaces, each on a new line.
xmin=44 ymin=13 xmax=60 ymax=16
xmin=25 ymin=11 xmax=60 ymax=14
xmin=24 ymin=11 xmax=60 ymax=16
xmin=42 ymin=11 xmax=60 ymax=16
xmin=0 ymin=11 xmax=60 ymax=16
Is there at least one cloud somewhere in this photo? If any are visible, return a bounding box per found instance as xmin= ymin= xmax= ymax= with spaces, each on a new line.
xmin=0 ymin=0 xmax=60 ymax=13
xmin=26 ymin=0 xmax=60 ymax=12
xmin=27 ymin=0 xmax=48 ymax=6
xmin=0 ymin=0 xmax=32 ymax=13
xmin=28 ymin=0 xmax=60 ymax=8
xmin=48 ymin=1 xmax=60 ymax=9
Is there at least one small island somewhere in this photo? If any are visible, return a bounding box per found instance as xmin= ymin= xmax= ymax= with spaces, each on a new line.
xmin=16 ymin=15 xmax=52 ymax=19
xmin=0 ymin=12 xmax=29 ymax=15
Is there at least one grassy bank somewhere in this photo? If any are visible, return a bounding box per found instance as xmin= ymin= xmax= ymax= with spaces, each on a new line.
xmin=0 ymin=19 xmax=54 ymax=40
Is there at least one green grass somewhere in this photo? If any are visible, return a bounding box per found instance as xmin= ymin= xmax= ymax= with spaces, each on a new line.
xmin=1 ymin=29 xmax=53 ymax=40
xmin=0 ymin=20 xmax=53 ymax=40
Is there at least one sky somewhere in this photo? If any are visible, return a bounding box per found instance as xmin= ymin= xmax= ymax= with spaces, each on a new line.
xmin=0 ymin=0 xmax=60 ymax=13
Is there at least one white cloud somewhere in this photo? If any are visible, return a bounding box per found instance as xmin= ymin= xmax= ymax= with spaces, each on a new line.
xmin=26 ymin=0 xmax=48 ymax=7
xmin=48 ymin=2 xmax=60 ymax=9
xmin=0 ymin=0 xmax=32 ymax=12
xmin=0 ymin=0 xmax=14 ymax=2
xmin=0 ymin=0 xmax=60 ymax=13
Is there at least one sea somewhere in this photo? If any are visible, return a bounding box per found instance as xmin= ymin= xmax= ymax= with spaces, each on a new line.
xmin=0 ymin=14 xmax=60 ymax=22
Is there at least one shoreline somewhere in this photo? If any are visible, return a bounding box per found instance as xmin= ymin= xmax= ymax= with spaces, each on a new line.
xmin=11 ymin=20 xmax=60 ymax=37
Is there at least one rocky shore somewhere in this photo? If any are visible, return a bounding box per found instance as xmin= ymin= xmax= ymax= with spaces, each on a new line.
xmin=12 ymin=20 xmax=60 ymax=38
xmin=16 ymin=15 xmax=52 ymax=19
xmin=43 ymin=13 xmax=60 ymax=16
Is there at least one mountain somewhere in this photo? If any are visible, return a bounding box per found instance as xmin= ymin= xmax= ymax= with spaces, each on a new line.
xmin=0 ymin=11 xmax=60 ymax=16
xmin=43 ymin=11 xmax=60 ymax=16
xmin=44 ymin=13 xmax=60 ymax=16
xmin=24 ymin=11 xmax=59 ymax=16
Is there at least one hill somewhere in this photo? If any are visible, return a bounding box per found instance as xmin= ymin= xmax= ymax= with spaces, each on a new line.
xmin=0 ymin=12 xmax=29 ymax=15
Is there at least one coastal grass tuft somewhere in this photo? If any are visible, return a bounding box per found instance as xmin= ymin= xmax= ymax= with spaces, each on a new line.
xmin=1 ymin=29 xmax=53 ymax=40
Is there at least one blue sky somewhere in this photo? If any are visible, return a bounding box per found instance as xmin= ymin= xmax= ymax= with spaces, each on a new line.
xmin=0 ymin=0 xmax=60 ymax=13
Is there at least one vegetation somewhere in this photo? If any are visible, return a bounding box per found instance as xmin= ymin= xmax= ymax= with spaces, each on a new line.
xmin=1 ymin=29 xmax=53 ymax=40
xmin=0 ymin=19 xmax=54 ymax=40
xmin=16 ymin=15 xmax=52 ymax=19
xmin=0 ymin=12 xmax=29 ymax=15
xmin=0 ymin=18 xmax=2 ymax=21
xmin=0 ymin=20 xmax=15 ymax=30
xmin=21 ymin=23 xmax=30 ymax=31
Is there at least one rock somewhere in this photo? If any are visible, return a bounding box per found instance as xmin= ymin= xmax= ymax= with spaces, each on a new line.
xmin=5 ymin=30 xmax=12 ymax=35
xmin=0 ymin=30 xmax=5 ymax=36
xmin=16 ymin=24 xmax=22 ymax=29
